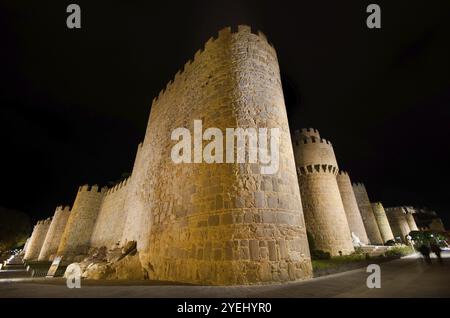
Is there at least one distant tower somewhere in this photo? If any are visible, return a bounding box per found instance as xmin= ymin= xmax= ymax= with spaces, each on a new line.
xmin=403 ymin=207 xmax=419 ymax=231
xmin=337 ymin=171 xmax=369 ymax=245
xmin=352 ymin=183 xmax=384 ymax=245
xmin=57 ymin=185 xmax=106 ymax=261
xmin=23 ymin=218 xmax=52 ymax=261
xmin=38 ymin=206 xmax=71 ymax=261
xmin=293 ymin=128 xmax=354 ymax=256
xmin=385 ymin=207 xmax=412 ymax=243
xmin=371 ymin=202 xmax=394 ymax=243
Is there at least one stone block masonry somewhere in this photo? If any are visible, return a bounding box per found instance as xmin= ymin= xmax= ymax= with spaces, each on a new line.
xmin=22 ymin=25 xmax=440 ymax=285
xmin=352 ymin=183 xmax=384 ymax=245
xmin=57 ymin=185 xmax=107 ymax=261
xmin=24 ymin=218 xmax=52 ymax=261
xmin=371 ymin=202 xmax=394 ymax=243
xmin=120 ymin=143 xmax=149 ymax=250
xmin=38 ymin=206 xmax=71 ymax=261
xmin=293 ymin=129 xmax=354 ymax=256
xmin=90 ymin=179 xmax=130 ymax=249
xmin=337 ymin=171 xmax=369 ymax=245
xmin=385 ymin=207 xmax=412 ymax=243
xmin=136 ymin=25 xmax=312 ymax=285
xmin=404 ymin=208 xmax=419 ymax=231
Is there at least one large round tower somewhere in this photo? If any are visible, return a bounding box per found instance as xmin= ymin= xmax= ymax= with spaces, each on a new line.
xmin=134 ymin=25 xmax=312 ymax=285
xmin=24 ymin=218 xmax=52 ymax=261
xmin=293 ymin=129 xmax=354 ymax=256
xmin=337 ymin=171 xmax=369 ymax=245
xmin=352 ymin=183 xmax=384 ymax=245
xmin=38 ymin=206 xmax=71 ymax=261
xmin=371 ymin=202 xmax=394 ymax=243
xmin=57 ymin=185 xmax=106 ymax=261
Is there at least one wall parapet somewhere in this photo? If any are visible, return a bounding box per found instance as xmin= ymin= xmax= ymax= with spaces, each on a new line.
xmin=297 ymin=164 xmax=338 ymax=176
xmin=150 ymin=25 xmax=276 ymax=110
xmin=338 ymin=170 xmax=348 ymax=176
xmin=105 ymin=177 xmax=130 ymax=195
xmin=56 ymin=205 xmax=71 ymax=213
xmin=78 ymin=184 xmax=108 ymax=193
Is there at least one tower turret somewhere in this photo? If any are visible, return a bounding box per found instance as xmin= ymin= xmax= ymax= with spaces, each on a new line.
xmin=385 ymin=207 xmax=412 ymax=243
xmin=23 ymin=218 xmax=52 ymax=261
xmin=352 ymin=183 xmax=384 ymax=245
xmin=371 ymin=202 xmax=395 ymax=243
xmin=403 ymin=207 xmax=419 ymax=231
xmin=337 ymin=171 xmax=369 ymax=245
xmin=38 ymin=205 xmax=71 ymax=261
xmin=293 ymin=129 xmax=354 ymax=256
xmin=133 ymin=25 xmax=312 ymax=285
xmin=57 ymin=185 xmax=106 ymax=261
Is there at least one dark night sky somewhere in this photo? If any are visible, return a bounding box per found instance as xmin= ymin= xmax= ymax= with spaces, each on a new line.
xmin=0 ymin=1 xmax=449 ymax=227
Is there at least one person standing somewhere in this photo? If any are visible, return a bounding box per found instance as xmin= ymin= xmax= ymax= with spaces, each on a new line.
xmin=430 ymin=243 xmax=443 ymax=264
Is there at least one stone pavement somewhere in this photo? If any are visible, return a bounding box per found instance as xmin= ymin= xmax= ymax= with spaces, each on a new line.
xmin=0 ymin=252 xmax=449 ymax=298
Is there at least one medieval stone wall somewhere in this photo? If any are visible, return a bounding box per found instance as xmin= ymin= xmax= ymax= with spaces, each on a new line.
xmin=402 ymin=207 xmax=419 ymax=231
xmin=337 ymin=171 xmax=369 ymax=245
xmin=352 ymin=183 xmax=383 ymax=245
xmin=293 ymin=135 xmax=338 ymax=168
xmin=385 ymin=207 xmax=411 ymax=243
xmin=57 ymin=185 xmax=106 ymax=261
xmin=24 ymin=218 xmax=51 ymax=261
xmin=295 ymin=128 xmax=321 ymax=140
xmin=133 ymin=25 xmax=312 ymax=285
xmin=371 ymin=202 xmax=394 ymax=243
xmin=121 ymin=143 xmax=151 ymax=250
xmin=23 ymin=25 xmax=445 ymax=286
xmin=38 ymin=206 xmax=70 ymax=261
xmin=90 ymin=179 xmax=129 ymax=249
xmin=293 ymin=130 xmax=354 ymax=256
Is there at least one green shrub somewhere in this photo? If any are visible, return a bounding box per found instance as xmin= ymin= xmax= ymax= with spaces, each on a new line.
xmin=385 ymin=246 xmax=414 ymax=257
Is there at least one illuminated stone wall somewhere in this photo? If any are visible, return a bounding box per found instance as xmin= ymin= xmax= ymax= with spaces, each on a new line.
xmin=352 ymin=183 xmax=383 ymax=245
xmin=24 ymin=218 xmax=51 ymax=261
xmin=337 ymin=171 xmax=369 ymax=245
xmin=293 ymin=130 xmax=354 ymax=256
xmin=403 ymin=207 xmax=419 ymax=231
xmin=38 ymin=206 xmax=70 ymax=261
xmin=133 ymin=25 xmax=312 ymax=285
xmin=121 ymin=143 xmax=151 ymax=250
xmin=371 ymin=202 xmax=394 ymax=243
xmin=57 ymin=185 xmax=106 ymax=261
xmin=385 ymin=207 xmax=411 ymax=243
xmin=90 ymin=179 xmax=129 ymax=249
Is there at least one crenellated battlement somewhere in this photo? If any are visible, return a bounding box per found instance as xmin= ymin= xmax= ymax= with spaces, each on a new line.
xmin=37 ymin=217 xmax=52 ymax=225
xmin=293 ymin=128 xmax=321 ymax=141
xmin=150 ymin=25 xmax=275 ymax=109
xmin=293 ymin=129 xmax=338 ymax=169
xmin=352 ymin=182 xmax=366 ymax=188
xmin=385 ymin=206 xmax=408 ymax=215
xmin=105 ymin=177 xmax=130 ymax=195
xmin=292 ymin=130 xmax=333 ymax=148
xmin=297 ymin=136 xmax=332 ymax=146
xmin=56 ymin=205 xmax=71 ymax=212
xmin=297 ymin=164 xmax=338 ymax=176
xmin=78 ymin=184 xmax=108 ymax=193
xmin=338 ymin=170 xmax=348 ymax=176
